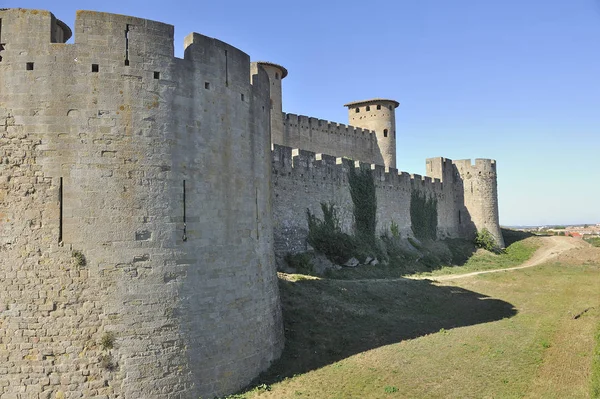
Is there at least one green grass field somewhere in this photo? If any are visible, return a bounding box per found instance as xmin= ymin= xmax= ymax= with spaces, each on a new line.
xmin=224 ymin=237 xmax=600 ymax=399
xmin=414 ymin=236 xmax=540 ymax=278
xmin=585 ymin=237 xmax=600 ymax=248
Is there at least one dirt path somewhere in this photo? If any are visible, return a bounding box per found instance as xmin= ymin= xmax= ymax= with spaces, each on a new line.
xmin=428 ymin=236 xmax=587 ymax=282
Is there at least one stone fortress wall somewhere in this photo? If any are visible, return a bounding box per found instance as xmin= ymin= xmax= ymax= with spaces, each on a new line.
xmin=271 ymin=146 xmax=505 ymax=256
xmin=280 ymin=113 xmax=382 ymax=166
xmin=271 ymin=144 xmax=447 ymax=254
xmin=0 ymin=9 xmax=282 ymax=399
xmin=0 ymin=7 xmax=504 ymax=399
xmin=262 ymin=64 xmax=504 ymax=255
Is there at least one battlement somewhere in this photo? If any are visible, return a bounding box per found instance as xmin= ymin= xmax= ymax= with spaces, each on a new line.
xmin=278 ymin=112 xmax=381 ymax=166
xmin=0 ymin=9 xmax=260 ymax=91
xmin=272 ymin=144 xmax=442 ymax=193
xmin=283 ymin=113 xmax=377 ymax=140
xmin=453 ymin=158 xmax=497 ymax=174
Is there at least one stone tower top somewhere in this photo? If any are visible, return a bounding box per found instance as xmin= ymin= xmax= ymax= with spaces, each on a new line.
xmin=343 ymin=98 xmax=399 ymax=109
xmin=345 ymin=98 xmax=399 ymax=169
xmin=255 ymin=61 xmax=288 ymax=79
xmin=252 ymin=61 xmax=287 ymax=144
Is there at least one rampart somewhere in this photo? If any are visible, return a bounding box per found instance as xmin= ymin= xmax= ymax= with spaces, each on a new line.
xmin=0 ymin=9 xmax=282 ymax=399
xmin=272 ymin=145 xmax=462 ymax=254
xmin=279 ymin=113 xmax=384 ymax=165
xmin=0 ymin=7 xmax=504 ymax=399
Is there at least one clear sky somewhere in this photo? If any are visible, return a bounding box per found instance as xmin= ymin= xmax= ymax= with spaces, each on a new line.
xmin=5 ymin=0 xmax=600 ymax=226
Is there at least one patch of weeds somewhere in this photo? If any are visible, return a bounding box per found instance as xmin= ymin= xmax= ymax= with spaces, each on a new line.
xmin=390 ymin=220 xmax=400 ymax=238
xmin=407 ymin=237 xmax=422 ymax=250
xmin=72 ymin=250 xmax=86 ymax=267
xmin=384 ymin=386 xmax=399 ymax=393
xmin=100 ymin=332 xmax=115 ymax=350
xmin=540 ymin=340 xmax=551 ymax=349
xmin=307 ymin=203 xmax=358 ymax=264
xmin=254 ymin=384 xmax=271 ymax=393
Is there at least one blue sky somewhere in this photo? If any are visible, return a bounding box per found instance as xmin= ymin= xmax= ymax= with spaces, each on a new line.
xmin=5 ymin=0 xmax=600 ymax=226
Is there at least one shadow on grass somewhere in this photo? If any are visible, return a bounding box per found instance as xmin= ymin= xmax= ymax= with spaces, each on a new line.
xmin=254 ymin=275 xmax=516 ymax=386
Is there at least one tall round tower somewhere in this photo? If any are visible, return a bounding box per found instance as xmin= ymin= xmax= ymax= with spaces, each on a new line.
xmin=344 ymin=99 xmax=399 ymax=169
xmin=251 ymin=61 xmax=288 ymax=144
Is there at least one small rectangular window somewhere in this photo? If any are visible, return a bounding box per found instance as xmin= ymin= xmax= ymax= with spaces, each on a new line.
xmin=241 ymin=93 xmax=244 ymax=101
xmin=92 ymin=64 xmax=99 ymax=73
xmin=204 ymin=82 xmax=210 ymax=89
xmin=154 ymin=71 xmax=160 ymax=79
xmin=26 ymin=62 xmax=34 ymax=70
xmin=377 ymin=105 xmax=381 ymax=110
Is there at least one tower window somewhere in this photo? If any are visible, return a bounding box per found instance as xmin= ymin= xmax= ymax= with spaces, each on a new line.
xmin=154 ymin=71 xmax=160 ymax=79
xmin=26 ymin=62 xmax=34 ymax=70
xmin=355 ymin=108 xmax=360 ymax=113
xmin=388 ymin=105 xmax=393 ymax=110
xmin=366 ymin=106 xmax=370 ymax=111
xmin=383 ymin=129 xmax=388 ymax=137
xmin=205 ymin=82 xmax=210 ymax=89
xmin=377 ymin=105 xmax=381 ymax=110
xmin=92 ymin=64 xmax=99 ymax=72
xmin=275 ymin=73 xmax=279 ymax=80
xmin=241 ymin=93 xmax=245 ymax=101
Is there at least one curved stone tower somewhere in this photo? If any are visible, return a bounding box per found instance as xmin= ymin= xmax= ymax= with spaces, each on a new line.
xmin=345 ymin=99 xmax=399 ymax=169
xmin=0 ymin=9 xmax=282 ymax=398
xmin=453 ymin=159 xmax=505 ymax=248
xmin=251 ymin=61 xmax=287 ymax=144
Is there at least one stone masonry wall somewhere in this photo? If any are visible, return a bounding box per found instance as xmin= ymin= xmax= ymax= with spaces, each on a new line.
xmin=454 ymin=159 xmax=505 ymax=247
xmin=0 ymin=9 xmax=282 ymax=399
xmin=279 ymin=113 xmax=382 ymax=165
xmin=272 ymin=144 xmax=452 ymax=255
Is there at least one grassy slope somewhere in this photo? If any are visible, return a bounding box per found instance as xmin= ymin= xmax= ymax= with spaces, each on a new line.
xmin=592 ymin=322 xmax=600 ymax=398
xmin=220 ymin=235 xmax=600 ymax=399
xmin=413 ymin=236 xmax=540 ymax=278
xmin=241 ymin=262 xmax=600 ymax=399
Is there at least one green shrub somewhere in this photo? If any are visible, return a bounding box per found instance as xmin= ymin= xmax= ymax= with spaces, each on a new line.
xmin=285 ymin=253 xmax=315 ymax=275
xmin=100 ymin=332 xmax=115 ymax=350
xmin=72 ymin=250 xmax=86 ymax=267
xmin=307 ymin=203 xmax=358 ymax=264
xmin=474 ymin=228 xmax=500 ymax=252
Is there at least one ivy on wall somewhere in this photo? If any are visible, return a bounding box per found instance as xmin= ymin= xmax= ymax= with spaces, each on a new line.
xmin=410 ymin=190 xmax=438 ymax=241
xmin=348 ymin=166 xmax=377 ymax=244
